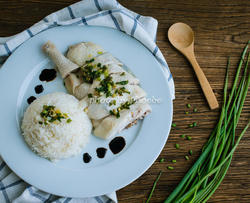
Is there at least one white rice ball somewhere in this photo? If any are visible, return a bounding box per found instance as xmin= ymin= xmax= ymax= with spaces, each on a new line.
xmin=21 ymin=92 xmax=92 ymax=161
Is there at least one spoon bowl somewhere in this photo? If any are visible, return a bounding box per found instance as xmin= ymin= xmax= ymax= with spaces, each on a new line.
xmin=168 ymin=22 xmax=194 ymax=50
xmin=168 ymin=22 xmax=219 ymax=110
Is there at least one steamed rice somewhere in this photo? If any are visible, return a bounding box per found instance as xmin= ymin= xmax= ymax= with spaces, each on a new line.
xmin=21 ymin=92 xmax=92 ymax=161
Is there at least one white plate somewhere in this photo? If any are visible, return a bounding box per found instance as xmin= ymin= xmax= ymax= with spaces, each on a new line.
xmin=0 ymin=26 xmax=173 ymax=198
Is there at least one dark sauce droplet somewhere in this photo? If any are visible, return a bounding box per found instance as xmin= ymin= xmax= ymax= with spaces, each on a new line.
xmin=27 ymin=96 xmax=36 ymax=104
xmin=83 ymin=153 xmax=92 ymax=163
xmin=39 ymin=69 xmax=57 ymax=82
xmin=109 ymin=136 xmax=126 ymax=154
xmin=96 ymin=147 xmax=107 ymax=158
xmin=35 ymin=85 xmax=44 ymax=94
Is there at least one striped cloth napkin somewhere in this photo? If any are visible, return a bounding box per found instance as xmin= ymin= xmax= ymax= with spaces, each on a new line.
xmin=0 ymin=0 xmax=175 ymax=202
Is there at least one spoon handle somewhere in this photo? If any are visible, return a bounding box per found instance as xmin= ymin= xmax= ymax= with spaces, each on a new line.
xmin=187 ymin=54 xmax=219 ymax=109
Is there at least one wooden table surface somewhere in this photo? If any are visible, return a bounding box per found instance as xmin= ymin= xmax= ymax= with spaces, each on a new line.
xmin=0 ymin=0 xmax=249 ymax=202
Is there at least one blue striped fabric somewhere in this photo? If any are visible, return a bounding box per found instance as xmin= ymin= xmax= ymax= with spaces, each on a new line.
xmin=0 ymin=180 xmax=23 ymax=191
xmin=26 ymin=29 xmax=34 ymax=37
xmin=0 ymin=0 xmax=175 ymax=202
xmin=153 ymin=46 xmax=159 ymax=55
xmin=63 ymin=198 xmax=72 ymax=203
xmin=67 ymin=6 xmax=76 ymax=19
xmin=94 ymin=0 xmax=102 ymax=11
xmin=0 ymin=181 xmax=10 ymax=203
xmin=0 ymin=162 xmax=6 ymax=171
xmin=109 ymin=10 xmax=122 ymax=31
xmin=27 ymin=186 xmax=47 ymax=201
xmin=44 ymin=194 xmax=53 ymax=203
xmin=81 ymin=17 xmax=88 ymax=25
xmin=95 ymin=196 xmax=105 ymax=203
xmin=3 ymin=43 xmax=11 ymax=56
xmin=130 ymin=18 xmax=137 ymax=36
xmin=43 ymin=17 xmax=49 ymax=23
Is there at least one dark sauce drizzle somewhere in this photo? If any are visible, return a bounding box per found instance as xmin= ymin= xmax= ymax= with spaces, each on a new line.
xmin=35 ymin=85 xmax=44 ymax=94
xmin=109 ymin=136 xmax=126 ymax=154
xmin=83 ymin=153 xmax=92 ymax=163
xmin=83 ymin=136 xmax=126 ymax=163
xmin=39 ymin=69 xmax=57 ymax=82
xmin=96 ymin=147 xmax=107 ymax=158
xmin=27 ymin=96 xmax=36 ymax=104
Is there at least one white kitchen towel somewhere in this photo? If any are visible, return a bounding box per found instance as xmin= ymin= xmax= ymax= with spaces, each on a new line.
xmin=0 ymin=0 xmax=175 ymax=202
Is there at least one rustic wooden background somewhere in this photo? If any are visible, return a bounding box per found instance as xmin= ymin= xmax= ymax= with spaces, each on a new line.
xmin=0 ymin=0 xmax=249 ymax=202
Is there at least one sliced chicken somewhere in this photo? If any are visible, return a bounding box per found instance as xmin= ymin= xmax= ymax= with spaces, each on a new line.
xmin=65 ymin=66 xmax=139 ymax=99
xmin=78 ymin=97 xmax=88 ymax=110
xmin=86 ymin=52 xmax=122 ymax=67
xmin=64 ymin=74 xmax=82 ymax=94
xmin=94 ymin=101 xmax=152 ymax=139
xmin=86 ymin=80 xmax=102 ymax=95
xmin=87 ymin=102 xmax=110 ymax=120
xmin=74 ymin=83 xmax=91 ymax=100
xmin=86 ymin=73 xmax=140 ymax=97
xmin=43 ymin=41 xmax=79 ymax=79
xmin=106 ymin=63 xmax=124 ymax=74
xmin=91 ymin=119 xmax=104 ymax=129
xmin=87 ymin=85 xmax=146 ymax=120
xmin=67 ymin=42 xmax=106 ymax=66
xmin=111 ymin=72 xmax=139 ymax=85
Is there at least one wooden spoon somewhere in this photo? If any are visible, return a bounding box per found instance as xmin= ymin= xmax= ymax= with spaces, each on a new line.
xmin=168 ymin=22 xmax=219 ymax=110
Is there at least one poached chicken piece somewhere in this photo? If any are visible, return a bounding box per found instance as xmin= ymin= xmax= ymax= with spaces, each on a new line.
xmin=43 ymin=41 xmax=151 ymax=139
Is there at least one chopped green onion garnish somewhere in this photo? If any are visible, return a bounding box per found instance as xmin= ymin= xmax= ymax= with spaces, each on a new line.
xmin=187 ymin=104 xmax=191 ymax=108
xmin=175 ymin=144 xmax=180 ymax=149
xmin=67 ymin=119 xmax=72 ymax=123
xmin=187 ymin=136 xmax=192 ymax=140
xmin=189 ymin=150 xmax=193 ymax=155
xmin=180 ymin=134 xmax=186 ymax=138
xmin=160 ymin=158 xmax=165 ymax=163
xmin=39 ymin=105 xmax=71 ymax=125
xmin=185 ymin=111 xmax=189 ymax=115
xmin=104 ymin=69 xmax=109 ymax=77
xmin=193 ymin=108 xmax=198 ymax=112
xmin=109 ymin=100 xmax=116 ymax=106
xmin=109 ymin=100 xmax=135 ymax=118
xmin=116 ymin=80 xmax=129 ymax=85
xmin=185 ymin=155 xmax=189 ymax=160
xmin=172 ymin=160 xmax=177 ymax=163
xmin=172 ymin=123 xmax=176 ymax=127
xmin=193 ymin=122 xmax=197 ymax=127
xmin=189 ymin=124 xmax=194 ymax=128
xmin=85 ymin=58 xmax=95 ymax=63
xmin=167 ymin=166 xmax=174 ymax=170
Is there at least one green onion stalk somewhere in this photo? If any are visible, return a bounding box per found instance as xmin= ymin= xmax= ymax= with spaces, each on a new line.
xmin=165 ymin=41 xmax=250 ymax=203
